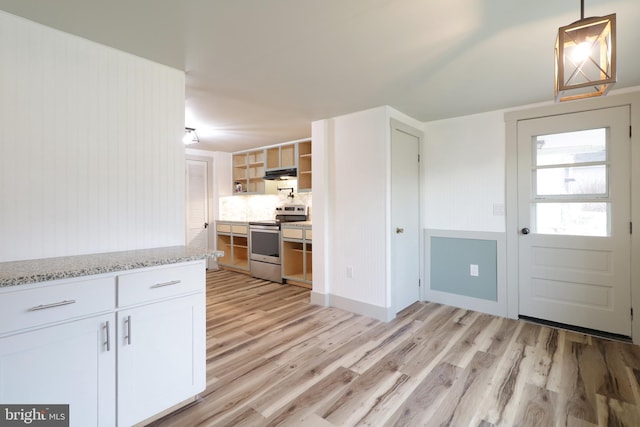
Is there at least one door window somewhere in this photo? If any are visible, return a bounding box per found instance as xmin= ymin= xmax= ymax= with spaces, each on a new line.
xmin=531 ymin=128 xmax=609 ymax=236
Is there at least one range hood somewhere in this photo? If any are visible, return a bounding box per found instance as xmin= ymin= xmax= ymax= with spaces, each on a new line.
xmin=263 ymin=168 xmax=297 ymax=180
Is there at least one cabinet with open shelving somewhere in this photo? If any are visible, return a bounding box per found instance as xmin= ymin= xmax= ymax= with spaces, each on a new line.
xmin=297 ymin=140 xmax=312 ymax=191
xmin=216 ymin=222 xmax=250 ymax=272
xmin=266 ymin=143 xmax=296 ymax=170
xmin=232 ymin=139 xmax=312 ymax=195
xmin=233 ymin=149 xmax=265 ymax=194
xmin=281 ymin=225 xmax=312 ymax=288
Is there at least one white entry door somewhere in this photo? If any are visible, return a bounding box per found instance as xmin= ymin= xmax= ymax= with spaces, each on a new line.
xmin=186 ymin=159 xmax=209 ymax=252
xmin=391 ymin=119 xmax=422 ymax=314
xmin=517 ymin=106 xmax=631 ymax=336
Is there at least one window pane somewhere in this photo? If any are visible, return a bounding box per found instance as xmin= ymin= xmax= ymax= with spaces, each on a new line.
xmin=535 ymin=165 xmax=607 ymax=196
xmin=534 ymin=203 xmax=608 ymax=236
xmin=535 ymin=128 xmax=606 ymax=166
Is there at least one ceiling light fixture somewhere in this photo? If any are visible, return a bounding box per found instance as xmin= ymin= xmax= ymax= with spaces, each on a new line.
xmin=554 ymin=0 xmax=616 ymax=102
xmin=183 ymin=127 xmax=199 ymax=145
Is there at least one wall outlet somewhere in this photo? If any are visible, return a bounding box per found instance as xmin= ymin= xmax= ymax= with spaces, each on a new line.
xmin=470 ymin=264 xmax=479 ymax=277
xmin=346 ymin=266 xmax=354 ymax=279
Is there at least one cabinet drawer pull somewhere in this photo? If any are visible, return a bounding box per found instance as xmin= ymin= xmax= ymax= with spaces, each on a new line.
xmin=104 ymin=321 xmax=111 ymax=352
xmin=27 ymin=299 xmax=76 ymax=312
xmin=125 ymin=315 xmax=132 ymax=345
xmin=150 ymin=280 xmax=181 ymax=289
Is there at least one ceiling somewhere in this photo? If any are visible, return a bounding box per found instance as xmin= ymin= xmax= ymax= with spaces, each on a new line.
xmin=1 ymin=0 xmax=638 ymax=152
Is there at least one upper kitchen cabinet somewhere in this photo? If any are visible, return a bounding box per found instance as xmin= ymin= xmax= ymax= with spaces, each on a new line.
xmin=232 ymin=139 xmax=312 ymax=195
xmin=297 ymin=140 xmax=312 ymax=192
xmin=266 ymin=143 xmax=296 ymax=170
xmin=233 ymin=149 xmax=265 ymax=194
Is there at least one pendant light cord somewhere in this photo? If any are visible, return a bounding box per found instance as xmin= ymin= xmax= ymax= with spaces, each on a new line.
xmin=580 ymin=0 xmax=585 ymax=20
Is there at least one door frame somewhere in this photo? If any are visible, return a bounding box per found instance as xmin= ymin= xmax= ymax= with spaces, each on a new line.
xmin=505 ymin=91 xmax=640 ymax=343
xmin=185 ymin=155 xmax=215 ymax=269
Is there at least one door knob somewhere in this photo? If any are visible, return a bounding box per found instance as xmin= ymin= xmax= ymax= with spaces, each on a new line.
xmin=396 ymin=227 xmax=404 ymax=234
xmin=521 ymin=227 xmax=530 ymax=235
xmin=204 ymin=222 xmax=209 ymax=229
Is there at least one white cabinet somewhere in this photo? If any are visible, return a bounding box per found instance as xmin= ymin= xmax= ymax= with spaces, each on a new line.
xmin=0 ymin=277 xmax=116 ymax=427
xmin=0 ymin=260 xmax=206 ymax=427
xmin=116 ymin=263 xmax=206 ymax=426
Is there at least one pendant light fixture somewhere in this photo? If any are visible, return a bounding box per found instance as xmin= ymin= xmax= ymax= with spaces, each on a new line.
xmin=183 ymin=127 xmax=199 ymax=145
xmin=554 ymin=0 xmax=616 ymax=102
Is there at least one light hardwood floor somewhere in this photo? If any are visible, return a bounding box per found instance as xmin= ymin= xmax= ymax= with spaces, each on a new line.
xmin=149 ymin=269 xmax=640 ymax=427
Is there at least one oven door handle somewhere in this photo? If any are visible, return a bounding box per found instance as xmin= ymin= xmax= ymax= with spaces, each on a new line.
xmin=250 ymin=226 xmax=281 ymax=233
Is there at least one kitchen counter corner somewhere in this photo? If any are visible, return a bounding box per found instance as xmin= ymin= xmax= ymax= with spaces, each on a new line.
xmin=0 ymin=246 xmax=223 ymax=287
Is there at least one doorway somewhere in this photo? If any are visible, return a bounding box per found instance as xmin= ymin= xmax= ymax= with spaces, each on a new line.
xmin=186 ymin=155 xmax=214 ymax=268
xmin=516 ymin=106 xmax=631 ymax=336
xmin=390 ymin=119 xmax=422 ymax=314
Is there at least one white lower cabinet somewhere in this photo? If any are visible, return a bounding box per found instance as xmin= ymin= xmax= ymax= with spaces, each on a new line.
xmin=0 ymin=313 xmax=116 ymax=427
xmin=0 ymin=260 xmax=206 ymax=427
xmin=117 ymin=293 xmax=206 ymax=426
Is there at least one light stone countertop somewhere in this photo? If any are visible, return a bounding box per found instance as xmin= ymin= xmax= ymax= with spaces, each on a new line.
xmin=0 ymin=246 xmax=223 ymax=288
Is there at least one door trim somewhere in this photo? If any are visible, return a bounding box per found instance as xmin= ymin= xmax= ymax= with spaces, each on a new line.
xmin=504 ymin=91 xmax=640 ymax=343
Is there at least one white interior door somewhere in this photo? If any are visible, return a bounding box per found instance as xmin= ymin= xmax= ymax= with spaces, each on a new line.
xmin=517 ymin=106 xmax=631 ymax=336
xmin=391 ymin=120 xmax=421 ymax=314
xmin=186 ymin=159 xmax=209 ymax=251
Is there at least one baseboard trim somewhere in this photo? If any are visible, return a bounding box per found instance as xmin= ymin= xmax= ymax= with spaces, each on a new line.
xmin=310 ymin=291 xmax=394 ymax=322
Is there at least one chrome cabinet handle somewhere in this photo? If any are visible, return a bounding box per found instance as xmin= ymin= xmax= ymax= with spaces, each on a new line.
xmin=28 ymin=299 xmax=76 ymax=311
xmin=521 ymin=227 xmax=530 ymax=235
xmin=104 ymin=321 xmax=111 ymax=351
xmin=150 ymin=280 xmax=181 ymax=289
xmin=125 ymin=316 xmax=132 ymax=345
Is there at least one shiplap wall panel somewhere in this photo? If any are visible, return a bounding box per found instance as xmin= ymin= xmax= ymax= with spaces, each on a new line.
xmin=330 ymin=107 xmax=389 ymax=308
xmin=0 ymin=12 xmax=185 ymax=262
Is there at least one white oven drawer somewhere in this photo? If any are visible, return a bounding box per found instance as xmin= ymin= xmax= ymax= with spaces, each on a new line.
xmin=0 ymin=277 xmax=115 ymax=336
xmin=117 ymin=262 xmax=204 ymax=307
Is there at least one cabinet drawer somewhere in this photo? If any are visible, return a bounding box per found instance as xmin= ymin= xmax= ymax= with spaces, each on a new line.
xmin=217 ymin=223 xmax=231 ymax=233
xmin=305 ymin=229 xmax=312 ymax=241
xmin=0 ymin=277 xmax=115 ymax=336
xmin=117 ymin=262 xmax=204 ymax=307
xmin=231 ymin=225 xmax=247 ymax=235
xmin=282 ymin=228 xmax=304 ymax=240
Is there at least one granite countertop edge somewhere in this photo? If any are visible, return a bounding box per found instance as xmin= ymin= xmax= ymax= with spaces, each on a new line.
xmin=0 ymin=246 xmax=223 ymax=288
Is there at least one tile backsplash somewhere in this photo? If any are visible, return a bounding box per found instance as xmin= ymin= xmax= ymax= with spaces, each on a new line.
xmin=219 ymin=192 xmax=312 ymax=222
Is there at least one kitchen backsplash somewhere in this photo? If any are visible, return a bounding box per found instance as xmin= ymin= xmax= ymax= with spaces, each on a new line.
xmin=219 ymin=192 xmax=312 ymax=222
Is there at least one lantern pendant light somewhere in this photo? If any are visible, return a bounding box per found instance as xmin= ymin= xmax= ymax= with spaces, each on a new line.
xmin=554 ymin=0 xmax=616 ymax=102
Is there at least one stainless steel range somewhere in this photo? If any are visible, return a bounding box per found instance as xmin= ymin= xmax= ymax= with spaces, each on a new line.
xmin=249 ymin=204 xmax=306 ymax=283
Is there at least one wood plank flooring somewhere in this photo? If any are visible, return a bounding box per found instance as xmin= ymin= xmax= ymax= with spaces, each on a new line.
xmin=148 ymin=269 xmax=640 ymax=427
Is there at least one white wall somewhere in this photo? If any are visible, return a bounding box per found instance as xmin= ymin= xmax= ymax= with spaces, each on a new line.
xmin=312 ymin=106 xmax=422 ymax=320
xmin=0 ymin=12 xmax=186 ymax=262
xmin=422 ymin=110 xmax=506 ymax=233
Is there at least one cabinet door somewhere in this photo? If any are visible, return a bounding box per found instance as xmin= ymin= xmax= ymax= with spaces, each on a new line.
xmin=0 ymin=314 xmax=116 ymax=427
xmin=117 ymin=293 xmax=206 ymax=426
